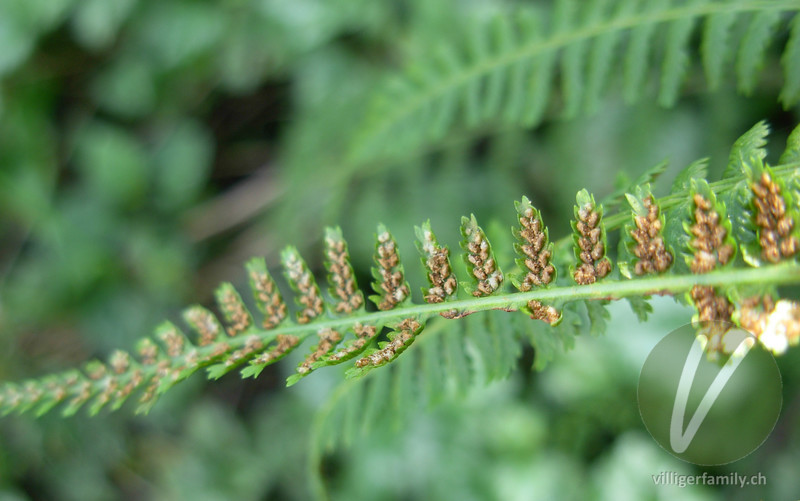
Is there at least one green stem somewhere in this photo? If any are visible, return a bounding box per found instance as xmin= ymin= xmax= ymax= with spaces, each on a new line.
xmin=283 ymin=262 xmax=799 ymax=327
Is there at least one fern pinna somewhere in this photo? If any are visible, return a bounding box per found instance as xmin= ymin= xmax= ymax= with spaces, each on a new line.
xmin=2 ymin=121 xmax=800 ymax=417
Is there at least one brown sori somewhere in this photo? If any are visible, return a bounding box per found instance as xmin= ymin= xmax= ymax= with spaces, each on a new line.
xmin=416 ymin=221 xmax=458 ymax=305
xmin=630 ymin=196 xmax=673 ymax=275
xmin=372 ymin=226 xmax=410 ymax=310
xmin=215 ymin=282 xmax=253 ymax=336
xmin=690 ymin=285 xmax=734 ymax=324
xmin=424 ymin=246 xmax=457 ymax=303
xmin=183 ymin=306 xmax=224 ymax=346
xmin=751 ymin=170 xmax=799 ymax=263
xmin=225 ymin=336 xmax=264 ymax=367
xmin=328 ymin=323 xmax=379 ymax=362
xmin=251 ymin=334 xmax=300 ymax=365
xmin=513 ymin=197 xmax=560 ymax=324
xmin=136 ymin=338 xmax=159 ymax=365
xmin=572 ymin=191 xmax=612 ymax=285
xmin=515 ymin=203 xmax=555 ymax=290
xmin=526 ymin=300 xmax=560 ymax=325
xmin=109 ymin=350 xmax=131 ymax=375
xmin=355 ymin=318 xmax=421 ymax=368
xmin=687 ymin=186 xmax=736 ymax=324
xmin=297 ymin=328 xmax=343 ymax=374
xmin=689 ymin=193 xmax=735 ymax=273
xmin=246 ymin=258 xmax=288 ymax=329
xmin=325 ymin=227 xmax=364 ymax=314
xmin=461 ymin=215 xmax=503 ymax=296
xmin=156 ymin=321 xmax=188 ymax=357
xmin=282 ymin=247 xmax=324 ymax=324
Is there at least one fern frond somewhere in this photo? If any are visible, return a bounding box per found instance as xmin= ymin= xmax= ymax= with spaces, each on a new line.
xmin=348 ymin=0 xmax=800 ymax=163
xmin=4 ymin=121 xmax=800 ymax=417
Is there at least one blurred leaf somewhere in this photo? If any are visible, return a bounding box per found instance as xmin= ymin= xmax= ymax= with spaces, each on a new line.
xmin=217 ymin=16 xmax=274 ymax=91
xmin=69 ymin=0 xmax=136 ymax=50
xmin=135 ymin=2 xmax=225 ymax=69
xmin=256 ymin=0 xmax=338 ymax=52
xmin=0 ymin=166 xmax=52 ymax=226
xmin=1 ymin=0 xmax=74 ymax=32
xmin=152 ymin=120 xmax=214 ymax=210
xmin=0 ymin=489 xmax=28 ymax=501
xmin=90 ymin=57 xmax=156 ymax=118
xmin=125 ymin=225 xmax=192 ymax=296
xmin=72 ymin=121 xmax=149 ymax=207
xmin=0 ymin=17 xmax=34 ymax=77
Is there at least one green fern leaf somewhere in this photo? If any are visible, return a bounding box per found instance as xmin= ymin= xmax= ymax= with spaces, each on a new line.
xmin=561 ymin=7 xmax=590 ymax=117
xmin=464 ymin=311 xmax=519 ymax=381
xmin=702 ymin=11 xmax=738 ymax=89
xmin=525 ymin=302 xmax=581 ymax=370
xmin=491 ymin=311 xmax=523 ymax=380
xmin=584 ymin=300 xmax=611 ymax=337
xmin=671 ymin=157 xmax=709 ymax=193
xmin=627 ymin=295 xmax=654 ymax=321
xmin=422 ymin=328 xmax=447 ymax=404
xmin=659 ymin=14 xmax=698 ymax=107
xmin=725 ymin=120 xmax=770 ymax=178
xmin=622 ymin=6 xmax=660 ymax=103
xmin=341 ymin=379 xmax=363 ymax=448
xmin=483 ymin=15 xmax=514 ymax=120
xmin=522 ymin=44 xmax=557 ymax=125
xmin=602 ymin=160 xmax=668 ymax=211
xmin=359 ymin=366 xmax=391 ymax=437
xmin=737 ymin=10 xmax=782 ymax=95
xmin=781 ymin=14 xmax=800 ymax=105
xmin=779 ymin=122 xmax=800 ymax=164
xmin=442 ymin=320 xmax=472 ymax=395
xmin=428 ymin=50 xmax=461 ymax=138
xmin=391 ymin=340 xmax=416 ymax=420
xmin=348 ymin=1 xmax=800 ymax=165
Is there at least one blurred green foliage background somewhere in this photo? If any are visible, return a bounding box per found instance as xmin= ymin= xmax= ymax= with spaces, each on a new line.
xmin=0 ymin=0 xmax=799 ymax=499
